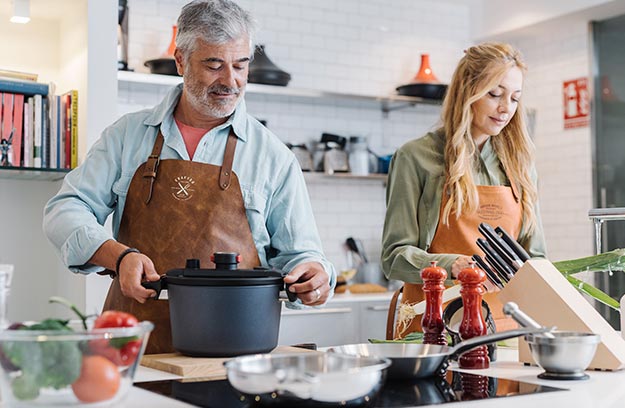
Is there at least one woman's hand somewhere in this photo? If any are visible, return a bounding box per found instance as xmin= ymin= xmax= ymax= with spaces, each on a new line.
xmin=450 ymin=255 xmax=474 ymax=279
xmin=451 ymin=255 xmax=500 ymax=293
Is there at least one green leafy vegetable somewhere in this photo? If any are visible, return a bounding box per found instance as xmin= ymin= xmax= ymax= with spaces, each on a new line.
xmin=2 ymin=319 xmax=82 ymax=400
xmin=553 ymin=248 xmax=625 ymax=311
xmin=1 ymin=297 xmax=88 ymax=400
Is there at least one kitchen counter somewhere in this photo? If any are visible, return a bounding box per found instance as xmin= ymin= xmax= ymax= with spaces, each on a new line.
xmin=121 ymin=347 xmax=625 ymax=407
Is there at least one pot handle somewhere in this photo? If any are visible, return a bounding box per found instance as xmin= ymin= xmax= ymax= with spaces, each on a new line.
xmin=141 ymin=278 xmax=166 ymax=300
xmin=448 ymin=326 xmax=553 ymax=361
xmin=281 ymin=283 xmax=299 ymax=302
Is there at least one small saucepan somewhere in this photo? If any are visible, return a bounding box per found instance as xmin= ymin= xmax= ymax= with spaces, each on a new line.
xmin=328 ymin=327 xmax=550 ymax=380
xmin=224 ymin=352 xmax=391 ymax=407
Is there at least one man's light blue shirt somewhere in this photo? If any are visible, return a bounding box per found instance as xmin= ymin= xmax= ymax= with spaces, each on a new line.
xmin=43 ymin=84 xmax=336 ymax=296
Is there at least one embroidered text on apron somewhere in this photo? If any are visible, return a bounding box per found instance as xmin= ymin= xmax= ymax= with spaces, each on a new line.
xmin=102 ymin=130 xmax=260 ymax=354
xmin=387 ymin=171 xmax=522 ymax=339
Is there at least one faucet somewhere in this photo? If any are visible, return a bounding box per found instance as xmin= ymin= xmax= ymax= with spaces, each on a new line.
xmin=588 ymin=207 xmax=625 ymax=254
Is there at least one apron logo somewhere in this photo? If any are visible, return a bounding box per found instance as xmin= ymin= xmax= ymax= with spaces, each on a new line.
xmin=477 ymin=204 xmax=503 ymax=221
xmin=171 ymin=176 xmax=196 ymax=201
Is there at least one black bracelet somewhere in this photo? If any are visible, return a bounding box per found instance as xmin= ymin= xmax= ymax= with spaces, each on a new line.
xmin=115 ymin=248 xmax=140 ymax=275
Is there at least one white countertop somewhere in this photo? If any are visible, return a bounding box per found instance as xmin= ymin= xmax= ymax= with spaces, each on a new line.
xmin=122 ymin=347 xmax=625 ymax=408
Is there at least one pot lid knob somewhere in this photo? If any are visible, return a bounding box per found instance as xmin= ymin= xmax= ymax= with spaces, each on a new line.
xmin=210 ymin=252 xmax=241 ymax=270
xmin=185 ymin=259 xmax=200 ymax=269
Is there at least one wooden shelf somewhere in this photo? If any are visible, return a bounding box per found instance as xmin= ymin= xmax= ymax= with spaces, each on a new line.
xmin=0 ymin=167 xmax=70 ymax=181
xmin=117 ymin=71 xmax=442 ymax=113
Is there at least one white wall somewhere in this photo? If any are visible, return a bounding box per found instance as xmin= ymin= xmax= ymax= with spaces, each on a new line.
xmin=476 ymin=0 xmax=614 ymax=39
xmin=120 ymin=0 xmax=473 ymax=271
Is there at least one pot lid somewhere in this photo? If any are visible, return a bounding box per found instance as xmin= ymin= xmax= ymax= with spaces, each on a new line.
xmin=164 ymin=254 xmax=285 ymax=286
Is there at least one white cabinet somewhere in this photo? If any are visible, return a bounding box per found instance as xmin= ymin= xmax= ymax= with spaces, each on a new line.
xmin=278 ymin=293 xmax=392 ymax=347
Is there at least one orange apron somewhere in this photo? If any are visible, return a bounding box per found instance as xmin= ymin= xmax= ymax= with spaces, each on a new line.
xmin=101 ymin=130 xmax=260 ymax=354
xmin=389 ymin=173 xmax=522 ymax=339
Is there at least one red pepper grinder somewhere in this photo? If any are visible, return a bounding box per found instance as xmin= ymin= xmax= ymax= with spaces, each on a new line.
xmin=421 ymin=261 xmax=447 ymax=346
xmin=458 ymin=261 xmax=489 ymax=369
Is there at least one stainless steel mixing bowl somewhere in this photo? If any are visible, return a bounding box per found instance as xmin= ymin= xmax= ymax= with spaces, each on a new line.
xmin=525 ymin=331 xmax=600 ymax=380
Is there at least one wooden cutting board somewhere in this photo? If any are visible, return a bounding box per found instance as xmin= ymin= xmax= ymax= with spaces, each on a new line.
xmin=141 ymin=346 xmax=318 ymax=380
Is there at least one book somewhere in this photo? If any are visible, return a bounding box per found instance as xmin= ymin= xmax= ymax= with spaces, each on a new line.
xmin=23 ymin=99 xmax=32 ymax=167
xmin=49 ymin=95 xmax=57 ymax=168
xmin=0 ymin=78 xmax=49 ymax=96
xmin=55 ymin=95 xmax=61 ymax=168
xmin=12 ymin=94 xmax=24 ymax=166
xmin=33 ymin=94 xmax=42 ymax=168
xmin=1 ymin=93 xmax=13 ymax=149
xmin=62 ymin=93 xmax=71 ymax=169
xmin=41 ymin=97 xmax=49 ymax=168
xmin=69 ymin=90 xmax=78 ymax=169
xmin=0 ymin=68 xmax=38 ymax=82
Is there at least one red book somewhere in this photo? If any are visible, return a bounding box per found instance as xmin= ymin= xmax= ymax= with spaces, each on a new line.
xmin=12 ymin=94 xmax=24 ymax=166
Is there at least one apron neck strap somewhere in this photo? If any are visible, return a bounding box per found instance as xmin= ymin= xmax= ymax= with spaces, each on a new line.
xmin=219 ymin=129 xmax=238 ymax=190
xmin=143 ymin=128 xmax=239 ymax=204
xmin=502 ymin=166 xmax=520 ymax=203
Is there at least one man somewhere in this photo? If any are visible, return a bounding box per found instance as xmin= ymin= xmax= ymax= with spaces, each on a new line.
xmin=43 ymin=0 xmax=335 ymax=353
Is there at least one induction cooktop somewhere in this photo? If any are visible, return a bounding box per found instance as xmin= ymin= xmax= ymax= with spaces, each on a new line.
xmin=135 ymin=370 xmax=566 ymax=408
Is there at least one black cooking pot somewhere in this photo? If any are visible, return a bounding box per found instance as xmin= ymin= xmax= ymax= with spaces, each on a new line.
xmin=396 ymin=83 xmax=447 ymax=100
xmin=144 ymin=58 xmax=179 ymax=76
xmin=142 ymin=253 xmax=296 ymax=357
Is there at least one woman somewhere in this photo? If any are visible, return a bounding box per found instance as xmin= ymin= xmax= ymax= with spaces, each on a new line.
xmin=382 ymin=42 xmax=547 ymax=339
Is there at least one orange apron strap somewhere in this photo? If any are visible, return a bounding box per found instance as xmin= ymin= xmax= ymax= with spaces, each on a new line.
xmin=386 ymin=286 xmax=403 ymax=340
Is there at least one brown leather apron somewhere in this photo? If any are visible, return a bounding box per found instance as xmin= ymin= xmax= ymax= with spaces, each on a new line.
xmin=387 ymin=171 xmax=522 ymax=340
xmin=102 ymin=130 xmax=260 ymax=354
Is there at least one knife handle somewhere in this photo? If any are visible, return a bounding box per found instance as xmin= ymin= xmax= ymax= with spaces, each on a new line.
xmin=472 ymin=254 xmax=504 ymax=289
xmin=495 ymin=226 xmax=530 ymax=262
xmin=479 ymin=222 xmax=523 ymax=270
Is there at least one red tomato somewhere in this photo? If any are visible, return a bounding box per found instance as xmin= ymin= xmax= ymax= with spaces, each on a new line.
xmin=90 ymin=311 xmax=142 ymax=366
xmin=93 ymin=311 xmax=138 ymax=329
xmin=72 ymin=355 xmax=121 ymax=403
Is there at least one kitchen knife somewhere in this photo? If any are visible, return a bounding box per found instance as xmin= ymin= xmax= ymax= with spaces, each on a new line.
xmin=477 ymin=238 xmax=515 ymax=282
xmin=411 ymin=285 xmax=462 ymax=315
xmin=478 ymin=223 xmax=524 ymax=271
xmin=495 ymin=226 xmax=531 ymax=262
xmin=472 ymin=254 xmax=505 ymax=289
xmin=484 ymin=253 xmax=511 ymax=284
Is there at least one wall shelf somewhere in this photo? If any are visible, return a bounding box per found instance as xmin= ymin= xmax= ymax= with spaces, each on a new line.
xmin=303 ymin=172 xmax=387 ymax=184
xmin=0 ymin=167 xmax=70 ymax=181
xmin=117 ymin=71 xmax=442 ymax=113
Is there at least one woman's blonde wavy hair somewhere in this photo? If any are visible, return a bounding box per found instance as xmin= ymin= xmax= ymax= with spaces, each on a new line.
xmin=440 ymin=42 xmax=537 ymax=240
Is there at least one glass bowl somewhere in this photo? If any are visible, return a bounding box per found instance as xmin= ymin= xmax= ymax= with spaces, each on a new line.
xmin=0 ymin=320 xmax=153 ymax=406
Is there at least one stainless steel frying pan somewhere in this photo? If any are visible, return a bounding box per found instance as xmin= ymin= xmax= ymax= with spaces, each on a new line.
xmin=328 ymin=327 xmax=550 ymax=380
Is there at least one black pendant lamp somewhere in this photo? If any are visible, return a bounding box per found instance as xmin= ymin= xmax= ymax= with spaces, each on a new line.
xmin=248 ymin=45 xmax=291 ymax=86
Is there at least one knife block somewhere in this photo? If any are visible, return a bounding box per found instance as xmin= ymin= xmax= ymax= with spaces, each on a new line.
xmin=497 ymin=259 xmax=625 ymax=371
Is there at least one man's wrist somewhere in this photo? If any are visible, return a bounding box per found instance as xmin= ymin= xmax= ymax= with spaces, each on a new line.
xmin=115 ymin=248 xmax=140 ymax=275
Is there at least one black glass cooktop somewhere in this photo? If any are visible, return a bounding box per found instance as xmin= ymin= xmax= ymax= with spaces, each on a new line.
xmin=135 ymin=370 xmax=566 ymax=408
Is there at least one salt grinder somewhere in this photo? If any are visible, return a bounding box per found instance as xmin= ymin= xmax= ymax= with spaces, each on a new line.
xmin=421 ymin=261 xmax=448 ymax=346
xmin=458 ymin=261 xmax=489 ymax=369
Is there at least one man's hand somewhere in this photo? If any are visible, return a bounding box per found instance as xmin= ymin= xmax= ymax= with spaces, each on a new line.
xmin=118 ymin=253 xmax=160 ymax=304
xmin=283 ymin=262 xmax=331 ymax=306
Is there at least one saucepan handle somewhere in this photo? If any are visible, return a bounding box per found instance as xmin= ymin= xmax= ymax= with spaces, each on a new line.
xmin=141 ymin=278 xmax=166 ymax=300
xmin=448 ymin=326 xmax=553 ymax=361
xmin=280 ymin=283 xmax=299 ymax=302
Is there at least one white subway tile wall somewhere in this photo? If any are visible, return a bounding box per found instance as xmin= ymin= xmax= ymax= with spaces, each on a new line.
xmin=509 ymin=22 xmax=594 ymax=261
xmin=119 ymin=0 xmax=471 ymax=269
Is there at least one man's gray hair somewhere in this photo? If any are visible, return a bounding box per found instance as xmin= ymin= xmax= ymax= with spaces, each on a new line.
xmin=176 ymin=0 xmax=257 ymax=57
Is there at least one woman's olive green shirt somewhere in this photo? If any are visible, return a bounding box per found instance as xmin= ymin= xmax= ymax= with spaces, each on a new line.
xmin=381 ymin=129 xmax=547 ymax=284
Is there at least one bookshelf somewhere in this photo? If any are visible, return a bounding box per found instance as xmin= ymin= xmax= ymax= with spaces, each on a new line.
xmin=0 ymin=0 xmax=118 ymax=322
